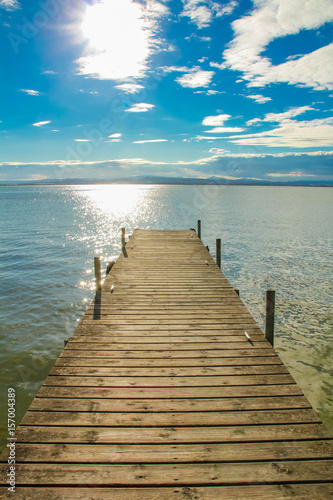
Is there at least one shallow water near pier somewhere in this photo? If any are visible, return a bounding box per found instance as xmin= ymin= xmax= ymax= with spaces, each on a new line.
xmin=0 ymin=184 xmax=332 ymax=450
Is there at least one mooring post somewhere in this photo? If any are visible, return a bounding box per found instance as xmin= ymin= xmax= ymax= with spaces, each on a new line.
xmin=216 ymin=238 xmax=221 ymax=268
xmin=94 ymin=256 xmax=101 ymax=292
xmin=197 ymin=220 xmax=201 ymax=239
xmin=121 ymin=227 xmax=126 ymax=249
xmin=265 ymin=289 xmax=275 ymax=346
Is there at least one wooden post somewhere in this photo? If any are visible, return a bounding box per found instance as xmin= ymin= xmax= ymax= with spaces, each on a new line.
xmin=94 ymin=256 xmax=101 ymax=292
xmin=216 ymin=239 xmax=221 ymax=268
xmin=121 ymin=227 xmax=125 ymax=249
xmin=265 ymin=289 xmax=275 ymax=346
xmin=197 ymin=220 xmax=201 ymax=239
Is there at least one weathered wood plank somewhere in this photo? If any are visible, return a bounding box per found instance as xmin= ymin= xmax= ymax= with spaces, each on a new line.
xmin=49 ymin=365 xmax=289 ymax=377
xmin=20 ymin=408 xmax=321 ymax=427
xmin=1 ymin=461 xmax=332 ymax=486
xmin=55 ymin=356 xmax=282 ymax=367
xmin=59 ymin=348 xmax=275 ymax=358
xmin=4 ymin=440 xmax=332 ymax=463
xmin=36 ymin=384 xmax=302 ymax=399
xmin=29 ymin=396 xmax=311 ymax=413
xmin=1 ymin=484 xmax=332 ymax=500
xmin=43 ymin=374 xmax=295 ymax=387
xmin=15 ymin=423 xmax=332 ymax=444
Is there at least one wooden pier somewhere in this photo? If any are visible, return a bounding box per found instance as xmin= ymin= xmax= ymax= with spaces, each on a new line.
xmin=1 ymin=229 xmax=332 ymax=498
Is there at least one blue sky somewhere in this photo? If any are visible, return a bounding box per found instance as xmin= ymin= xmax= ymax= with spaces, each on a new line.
xmin=0 ymin=0 xmax=332 ymax=182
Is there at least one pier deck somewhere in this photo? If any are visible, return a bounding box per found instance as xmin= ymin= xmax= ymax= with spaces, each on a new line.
xmin=1 ymin=229 xmax=332 ymax=498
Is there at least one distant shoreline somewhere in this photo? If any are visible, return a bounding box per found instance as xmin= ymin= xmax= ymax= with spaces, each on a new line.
xmin=1 ymin=176 xmax=332 ymax=187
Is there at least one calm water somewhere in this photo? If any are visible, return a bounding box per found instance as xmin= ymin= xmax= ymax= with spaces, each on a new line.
xmin=0 ymin=184 xmax=332 ymax=450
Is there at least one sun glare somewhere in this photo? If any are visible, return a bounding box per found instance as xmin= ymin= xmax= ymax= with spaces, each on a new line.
xmin=78 ymin=0 xmax=151 ymax=80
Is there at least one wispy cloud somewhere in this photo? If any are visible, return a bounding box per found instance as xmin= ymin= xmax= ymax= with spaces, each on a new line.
xmin=114 ymin=83 xmax=144 ymax=93
xmin=126 ymin=103 xmax=155 ymax=113
xmin=228 ymin=117 xmax=333 ymax=148
xmin=202 ymin=114 xmax=244 ymax=133
xmin=246 ymin=94 xmax=272 ymax=104
xmin=223 ymin=0 xmax=333 ymax=90
xmin=32 ymin=121 xmax=51 ymax=127
xmin=176 ymin=68 xmax=214 ymax=88
xmin=181 ymin=0 xmax=237 ymax=29
xmin=202 ymin=114 xmax=231 ymax=126
xmin=246 ymin=106 xmax=314 ymax=126
xmin=20 ymin=89 xmax=40 ymax=96
xmin=0 ymin=0 xmax=20 ymax=10
xmin=133 ymin=139 xmax=168 ymax=144
xmin=207 ymin=127 xmax=244 ymax=133
xmin=266 ymin=171 xmax=316 ymax=177
xmin=105 ymin=133 xmax=122 ymax=143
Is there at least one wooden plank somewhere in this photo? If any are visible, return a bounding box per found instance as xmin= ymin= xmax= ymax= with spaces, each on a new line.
xmin=59 ymin=348 xmax=275 ymax=358
xmin=15 ymin=423 xmax=332 ymax=444
xmin=2 ymin=461 xmax=332 ymax=486
xmin=54 ymin=356 xmax=282 ymax=367
xmin=49 ymin=365 xmax=290 ymax=377
xmin=64 ymin=341 xmax=271 ymax=350
xmin=29 ymin=396 xmax=311 ymax=413
xmin=20 ymin=409 xmax=321 ymax=427
xmin=42 ymin=374 xmax=295 ymax=387
xmin=1 ymin=484 xmax=332 ymax=500
xmin=5 ymin=440 xmax=332 ymax=463
xmin=36 ymin=384 xmax=303 ymax=399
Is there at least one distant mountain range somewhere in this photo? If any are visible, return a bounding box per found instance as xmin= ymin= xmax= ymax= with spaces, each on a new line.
xmin=1 ymin=176 xmax=332 ymax=186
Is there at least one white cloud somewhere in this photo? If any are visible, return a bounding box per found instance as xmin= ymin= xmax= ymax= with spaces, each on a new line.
xmin=246 ymin=106 xmax=314 ymax=126
xmin=32 ymin=121 xmax=51 ymax=127
xmin=76 ymin=0 xmax=169 ymax=80
xmin=195 ymin=135 xmax=226 ymax=140
xmin=209 ymin=148 xmax=229 ymax=154
xmin=181 ymin=0 xmax=237 ymax=29
xmin=207 ymin=126 xmax=245 ymax=133
xmin=223 ymin=0 xmax=333 ymax=90
xmin=42 ymin=70 xmax=58 ymax=75
xmin=185 ymin=34 xmax=211 ymax=42
xmin=246 ymin=94 xmax=272 ymax=104
xmin=20 ymin=89 xmax=40 ymax=96
xmin=202 ymin=114 xmax=244 ymax=133
xmin=202 ymin=114 xmax=231 ymax=126
xmin=74 ymin=139 xmax=91 ymax=142
xmin=266 ymin=171 xmax=316 ymax=177
xmin=114 ymin=83 xmax=144 ymax=93
xmin=133 ymin=139 xmax=168 ymax=143
xmin=0 ymin=0 xmax=20 ymax=10
xmin=176 ymin=68 xmax=214 ymax=88
xmin=160 ymin=65 xmax=190 ymax=74
xmin=126 ymin=103 xmax=155 ymax=112
xmin=210 ymin=61 xmax=226 ymax=70
xmin=228 ymin=117 xmax=333 ymax=148
xmin=106 ymin=133 xmax=121 ymax=143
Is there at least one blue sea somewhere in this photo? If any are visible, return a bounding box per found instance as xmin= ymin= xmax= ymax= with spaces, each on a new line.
xmin=0 ymin=184 xmax=332 ymax=449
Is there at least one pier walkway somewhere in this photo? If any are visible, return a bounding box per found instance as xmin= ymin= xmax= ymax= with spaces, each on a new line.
xmin=1 ymin=229 xmax=332 ymax=498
